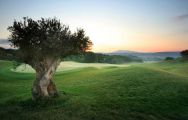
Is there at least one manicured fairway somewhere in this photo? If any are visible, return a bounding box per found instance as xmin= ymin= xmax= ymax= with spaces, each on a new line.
xmin=0 ymin=60 xmax=188 ymax=120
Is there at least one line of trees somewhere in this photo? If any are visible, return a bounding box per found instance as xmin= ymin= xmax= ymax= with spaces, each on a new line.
xmin=0 ymin=47 xmax=17 ymax=61
xmin=64 ymin=52 xmax=143 ymax=64
xmin=164 ymin=49 xmax=188 ymax=61
xmin=0 ymin=48 xmax=142 ymax=64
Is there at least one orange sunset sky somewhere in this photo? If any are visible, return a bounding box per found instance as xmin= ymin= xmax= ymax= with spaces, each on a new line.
xmin=0 ymin=0 xmax=188 ymax=52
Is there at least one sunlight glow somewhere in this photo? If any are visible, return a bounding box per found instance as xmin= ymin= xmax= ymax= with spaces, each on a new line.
xmin=0 ymin=0 xmax=188 ymax=52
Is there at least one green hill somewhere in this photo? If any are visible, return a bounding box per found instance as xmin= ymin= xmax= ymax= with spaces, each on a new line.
xmin=0 ymin=60 xmax=188 ymax=120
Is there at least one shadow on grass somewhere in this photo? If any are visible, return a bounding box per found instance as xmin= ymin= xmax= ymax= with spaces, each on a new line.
xmin=0 ymin=91 xmax=69 ymax=112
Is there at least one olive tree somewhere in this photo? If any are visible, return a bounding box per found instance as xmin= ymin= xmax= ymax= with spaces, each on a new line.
xmin=8 ymin=17 xmax=92 ymax=100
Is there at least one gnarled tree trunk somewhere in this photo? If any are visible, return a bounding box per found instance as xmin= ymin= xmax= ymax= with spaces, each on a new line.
xmin=31 ymin=58 xmax=61 ymax=100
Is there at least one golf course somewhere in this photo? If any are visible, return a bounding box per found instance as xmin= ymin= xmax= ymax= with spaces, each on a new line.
xmin=0 ymin=60 xmax=188 ymax=120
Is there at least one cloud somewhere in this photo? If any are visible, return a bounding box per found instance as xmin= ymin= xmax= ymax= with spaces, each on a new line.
xmin=175 ymin=14 xmax=188 ymax=21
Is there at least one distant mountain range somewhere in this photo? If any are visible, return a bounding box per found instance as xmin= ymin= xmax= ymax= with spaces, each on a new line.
xmin=107 ymin=50 xmax=181 ymax=61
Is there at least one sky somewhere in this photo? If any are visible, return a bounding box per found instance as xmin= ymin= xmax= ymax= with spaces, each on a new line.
xmin=0 ymin=0 xmax=188 ymax=52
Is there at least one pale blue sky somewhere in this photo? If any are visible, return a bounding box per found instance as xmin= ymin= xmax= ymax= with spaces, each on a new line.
xmin=0 ymin=0 xmax=188 ymax=52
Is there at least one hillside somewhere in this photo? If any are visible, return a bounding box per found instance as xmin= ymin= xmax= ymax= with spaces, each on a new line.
xmin=64 ymin=52 xmax=143 ymax=63
xmin=0 ymin=60 xmax=188 ymax=120
xmin=108 ymin=50 xmax=181 ymax=61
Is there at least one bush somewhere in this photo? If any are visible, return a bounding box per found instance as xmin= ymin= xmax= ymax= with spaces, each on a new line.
xmin=164 ymin=57 xmax=174 ymax=61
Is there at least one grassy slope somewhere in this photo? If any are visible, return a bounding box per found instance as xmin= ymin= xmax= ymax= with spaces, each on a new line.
xmin=13 ymin=61 xmax=129 ymax=73
xmin=0 ymin=60 xmax=188 ymax=120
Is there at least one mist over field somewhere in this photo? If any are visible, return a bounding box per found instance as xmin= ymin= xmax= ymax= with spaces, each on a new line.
xmin=13 ymin=61 xmax=130 ymax=73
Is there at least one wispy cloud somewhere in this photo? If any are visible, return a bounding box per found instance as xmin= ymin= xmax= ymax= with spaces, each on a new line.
xmin=175 ymin=14 xmax=188 ymax=21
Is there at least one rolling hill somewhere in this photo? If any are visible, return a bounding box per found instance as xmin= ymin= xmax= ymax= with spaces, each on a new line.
xmin=107 ymin=50 xmax=181 ymax=61
xmin=0 ymin=60 xmax=188 ymax=120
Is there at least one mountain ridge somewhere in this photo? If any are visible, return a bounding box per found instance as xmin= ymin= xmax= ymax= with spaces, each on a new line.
xmin=110 ymin=50 xmax=181 ymax=54
xmin=106 ymin=50 xmax=181 ymax=61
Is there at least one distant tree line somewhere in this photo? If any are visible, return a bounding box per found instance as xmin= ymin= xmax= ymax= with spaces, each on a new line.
xmin=2 ymin=47 xmax=188 ymax=63
xmin=164 ymin=49 xmax=188 ymax=61
xmin=0 ymin=47 xmax=142 ymax=64
xmin=64 ymin=52 xmax=143 ymax=64
xmin=0 ymin=47 xmax=17 ymax=61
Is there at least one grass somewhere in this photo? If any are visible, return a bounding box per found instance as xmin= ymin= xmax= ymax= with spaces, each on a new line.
xmin=0 ymin=60 xmax=188 ymax=120
xmin=13 ymin=61 xmax=130 ymax=73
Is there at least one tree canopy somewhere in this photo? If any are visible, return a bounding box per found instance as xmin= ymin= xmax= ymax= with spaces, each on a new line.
xmin=8 ymin=17 xmax=92 ymax=65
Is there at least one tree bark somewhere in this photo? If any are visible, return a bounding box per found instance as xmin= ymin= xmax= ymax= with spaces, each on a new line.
xmin=31 ymin=58 xmax=60 ymax=100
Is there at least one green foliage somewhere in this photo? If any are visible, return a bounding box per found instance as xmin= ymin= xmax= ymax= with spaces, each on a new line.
xmin=164 ymin=57 xmax=174 ymax=61
xmin=7 ymin=17 xmax=92 ymax=64
xmin=0 ymin=60 xmax=188 ymax=120
xmin=65 ymin=52 xmax=143 ymax=63
xmin=0 ymin=47 xmax=17 ymax=61
xmin=0 ymin=47 xmax=27 ymax=70
xmin=180 ymin=49 xmax=188 ymax=60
